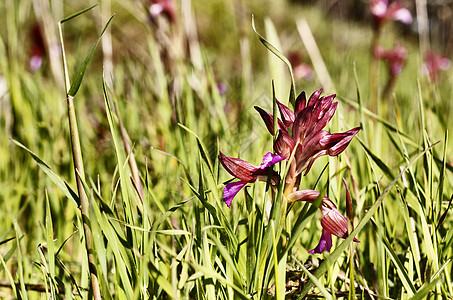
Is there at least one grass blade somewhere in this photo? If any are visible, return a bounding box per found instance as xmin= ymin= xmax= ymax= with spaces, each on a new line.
xmin=11 ymin=139 xmax=80 ymax=206
xmin=68 ymin=14 xmax=115 ymax=96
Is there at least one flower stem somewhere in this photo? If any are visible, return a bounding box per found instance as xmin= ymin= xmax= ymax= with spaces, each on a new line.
xmin=370 ymin=30 xmax=381 ymax=113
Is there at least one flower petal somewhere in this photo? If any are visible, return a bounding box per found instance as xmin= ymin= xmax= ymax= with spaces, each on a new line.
xmin=276 ymin=99 xmax=295 ymax=125
xmin=287 ymin=189 xmax=325 ymax=203
xmin=223 ymin=181 xmax=247 ymax=207
xmin=258 ymin=152 xmax=284 ymax=170
xmin=254 ymin=106 xmax=287 ymax=135
xmin=307 ymin=89 xmax=323 ymax=107
xmin=219 ymin=152 xmax=259 ymax=182
xmin=388 ymin=4 xmax=412 ymax=24
xmin=295 ymin=91 xmax=307 ymax=114
xmin=308 ymin=229 xmax=332 ymax=253
xmin=320 ymin=205 xmax=360 ymax=242
xmin=274 ymin=130 xmax=295 ymax=159
xmin=321 ymin=206 xmax=349 ymax=239
xmin=322 ymin=127 xmax=361 ymax=156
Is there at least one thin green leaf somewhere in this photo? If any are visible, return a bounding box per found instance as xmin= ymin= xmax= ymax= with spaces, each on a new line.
xmin=68 ymin=14 xmax=115 ymax=96
xmin=378 ymin=223 xmax=416 ymax=295
xmin=0 ymin=253 xmax=17 ymax=296
xmin=11 ymin=139 xmax=80 ymax=206
xmin=45 ymin=192 xmax=56 ymax=283
xmin=296 ymin=260 xmax=332 ymax=299
xmin=359 ymin=139 xmax=395 ymax=180
xmin=251 ymin=15 xmax=296 ymax=106
xmin=178 ymin=123 xmax=214 ymax=175
xmin=60 ymin=4 xmax=98 ymax=23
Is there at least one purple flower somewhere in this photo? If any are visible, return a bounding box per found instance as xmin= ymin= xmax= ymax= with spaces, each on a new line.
xmin=309 ymin=229 xmax=332 ymax=254
xmin=149 ymin=0 xmax=176 ymax=23
xmin=288 ymin=189 xmax=359 ymax=253
xmin=255 ymin=89 xmax=360 ymax=178
xmin=374 ymin=44 xmax=408 ymax=76
xmin=422 ymin=51 xmax=451 ymax=82
xmin=288 ymin=52 xmax=314 ymax=81
xmin=29 ymin=24 xmax=45 ymax=72
xmin=370 ymin=0 xmax=412 ymax=30
xmin=219 ymin=152 xmax=284 ymax=207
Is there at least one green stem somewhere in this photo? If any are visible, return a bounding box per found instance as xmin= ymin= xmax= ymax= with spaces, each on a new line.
xmin=369 ymin=30 xmax=381 ymax=113
xmin=67 ymin=95 xmax=101 ymax=299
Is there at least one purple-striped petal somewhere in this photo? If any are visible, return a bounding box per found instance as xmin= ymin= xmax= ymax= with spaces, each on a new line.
xmin=219 ymin=152 xmax=259 ymax=182
xmin=223 ymin=181 xmax=247 ymax=207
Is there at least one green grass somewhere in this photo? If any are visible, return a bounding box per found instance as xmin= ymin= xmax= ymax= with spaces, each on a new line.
xmin=1 ymin=0 xmax=452 ymax=299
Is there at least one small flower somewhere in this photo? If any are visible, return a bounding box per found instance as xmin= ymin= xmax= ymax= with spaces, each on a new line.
xmin=29 ymin=24 xmax=45 ymax=72
xmin=149 ymin=0 xmax=176 ymax=23
xmin=288 ymin=189 xmax=359 ymax=253
xmin=370 ymin=0 xmax=412 ymax=30
xmin=422 ymin=51 xmax=451 ymax=82
xmin=288 ymin=52 xmax=314 ymax=81
xmin=374 ymin=44 xmax=407 ymax=76
xmin=255 ymin=89 xmax=360 ymax=178
xmin=219 ymin=152 xmax=284 ymax=207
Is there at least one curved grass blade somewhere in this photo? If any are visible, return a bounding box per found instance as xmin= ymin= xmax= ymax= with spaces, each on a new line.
xmin=378 ymin=223 xmax=416 ymax=295
xmin=296 ymin=260 xmax=332 ymax=299
xmin=251 ymin=15 xmax=296 ymax=106
xmin=68 ymin=13 xmax=115 ymax=96
xmin=178 ymin=123 xmax=214 ymax=174
xmin=11 ymin=139 xmax=80 ymax=206
xmin=60 ymin=4 xmax=98 ymax=24
xmin=358 ymin=139 xmax=395 ymax=180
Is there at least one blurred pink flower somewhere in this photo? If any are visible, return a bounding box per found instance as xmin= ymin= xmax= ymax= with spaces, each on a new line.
xmin=374 ymin=44 xmax=408 ymax=76
xmin=423 ymin=51 xmax=451 ymax=81
xmin=30 ymin=24 xmax=45 ymax=72
xmin=218 ymin=152 xmax=284 ymax=207
xmin=288 ymin=52 xmax=314 ymax=81
xmin=149 ymin=0 xmax=176 ymax=23
xmin=370 ymin=0 xmax=412 ymax=29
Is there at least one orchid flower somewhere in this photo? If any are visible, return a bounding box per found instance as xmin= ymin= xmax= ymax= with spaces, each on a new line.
xmin=149 ymin=0 xmax=176 ymax=23
xmin=30 ymin=24 xmax=45 ymax=72
xmin=374 ymin=44 xmax=407 ymax=76
xmin=373 ymin=44 xmax=408 ymax=98
xmin=422 ymin=51 xmax=451 ymax=82
xmin=218 ymin=152 xmax=284 ymax=207
xmin=255 ymin=89 xmax=360 ymax=182
xmin=288 ymin=189 xmax=359 ymax=253
xmin=370 ymin=0 xmax=412 ymax=30
xmin=219 ymin=88 xmax=360 ymax=253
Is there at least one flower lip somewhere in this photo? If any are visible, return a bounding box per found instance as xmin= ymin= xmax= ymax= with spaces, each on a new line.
xmin=219 ymin=152 xmax=284 ymax=206
xmin=223 ymin=181 xmax=247 ymax=208
xmin=309 ymin=229 xmax=332 ymax=254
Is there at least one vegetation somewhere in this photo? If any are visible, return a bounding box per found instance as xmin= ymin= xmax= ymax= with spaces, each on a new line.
xmin=0 ymin=0 xmax=452 ymax=298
